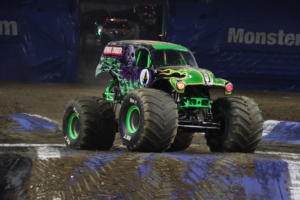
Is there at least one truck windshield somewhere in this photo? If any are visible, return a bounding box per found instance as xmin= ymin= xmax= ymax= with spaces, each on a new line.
xmin=152 ymin=50 xmax=198 ymax=68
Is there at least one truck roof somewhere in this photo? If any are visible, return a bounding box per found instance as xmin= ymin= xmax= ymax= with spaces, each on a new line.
xmin=108 ymin=40 xmax=189 ymax=51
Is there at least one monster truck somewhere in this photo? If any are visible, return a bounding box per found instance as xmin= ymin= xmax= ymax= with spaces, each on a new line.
xmin=62 ymin=40 xmax=264 ymax=152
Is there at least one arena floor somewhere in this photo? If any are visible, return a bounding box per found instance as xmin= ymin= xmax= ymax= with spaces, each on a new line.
xmin=0 ymin=82 xmax=299 ymax=200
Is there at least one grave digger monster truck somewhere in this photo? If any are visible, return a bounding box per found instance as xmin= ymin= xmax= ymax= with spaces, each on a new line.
xmin=62 ymin=40 xmax=264 ymax=153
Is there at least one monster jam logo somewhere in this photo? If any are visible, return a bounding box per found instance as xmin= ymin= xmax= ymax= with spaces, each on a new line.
xmin=0 ymin=20 xmax=18 ymax=36
xmin=228 ymin=27 xmax=300 ymax=46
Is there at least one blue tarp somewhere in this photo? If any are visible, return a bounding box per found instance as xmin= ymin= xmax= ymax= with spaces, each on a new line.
xmin=262 ymin=121 xmax=300 ymax=144
xmin=0 ymin=0 xmax=78 ymax=82
xmin=167 ymin=0 xmax=300 ymax=91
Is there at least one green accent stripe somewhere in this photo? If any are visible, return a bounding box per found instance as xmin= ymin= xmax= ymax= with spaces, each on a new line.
xmin=152 ymin=43 xmax=188 ymax=51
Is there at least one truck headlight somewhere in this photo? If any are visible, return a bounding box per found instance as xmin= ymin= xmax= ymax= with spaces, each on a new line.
xmin=176 ymin=81 xmax=186 ymax=90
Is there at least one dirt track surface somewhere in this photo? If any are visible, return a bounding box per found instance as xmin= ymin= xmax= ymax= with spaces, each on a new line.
xmin=25 ymin=150 xmax=290 ymax=200
xmin=0 ymin=143 xmax=298 ymax=200
xmin=0 ymin=82 xmax=300 ymax=200
xmin=0 ymin=82 xmax=299 ymax=122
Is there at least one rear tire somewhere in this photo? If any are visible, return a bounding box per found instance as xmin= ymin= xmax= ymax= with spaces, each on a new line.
xmin=167 ymin=131 xmax=194 ymax=151
xmin=205 ymin=96 xmax=263 ymax=153
xmin=62 ymin=97 xmax=116 ymax=150
xmin=119 ymin=88 xmax=178 ymax=152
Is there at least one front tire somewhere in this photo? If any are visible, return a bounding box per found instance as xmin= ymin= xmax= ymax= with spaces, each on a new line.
xmin=119 ymin=88 xmax=178 ymax=152
xmin=62 ymin=97 xmax=116 ymax=150
xmin=205 ymin=96 xmax=263 ymax=153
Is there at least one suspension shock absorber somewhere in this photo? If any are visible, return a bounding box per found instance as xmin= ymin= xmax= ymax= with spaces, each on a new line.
xmin=203 ymin=108 xmax=214 ymax=121
xmin=172 ymin=92 xmax=181 ymax=104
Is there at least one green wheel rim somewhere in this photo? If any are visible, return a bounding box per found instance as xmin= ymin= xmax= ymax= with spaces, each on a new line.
xmin=125 ymin=105 xmax=140 ymax=134
xmin=68 ymin=112 xmax=80 ymax=140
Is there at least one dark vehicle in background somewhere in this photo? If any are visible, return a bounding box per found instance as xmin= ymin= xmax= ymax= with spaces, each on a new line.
xmin=95 ymin=18 xmax=139 ymax=45
xmin=79 ymin=0 xmax=168 ymax=81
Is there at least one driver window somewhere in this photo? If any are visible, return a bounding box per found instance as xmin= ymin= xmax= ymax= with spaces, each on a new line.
xmin=136 ymin=49 xmax=152 ymax=68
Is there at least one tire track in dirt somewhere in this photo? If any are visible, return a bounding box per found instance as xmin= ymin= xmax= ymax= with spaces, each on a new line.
xmin=23 ymin=149 xmax=299 ymax=200
xmin=1 ymin=113 xmax=300 ymax=199
xmin=163 ymin=153 xmax=291 ymax=200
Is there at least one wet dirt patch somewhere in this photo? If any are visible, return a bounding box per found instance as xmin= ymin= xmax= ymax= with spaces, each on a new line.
xmin=0 ymin=154 xmax=32 ymax=200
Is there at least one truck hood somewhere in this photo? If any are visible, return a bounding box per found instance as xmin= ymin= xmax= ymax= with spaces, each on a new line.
xmin=158 ymin=66 xmax=230 ymax=92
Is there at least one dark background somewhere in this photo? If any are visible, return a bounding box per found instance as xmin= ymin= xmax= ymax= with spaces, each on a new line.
xmin=0 ymin=0 xmax=299 ymax=91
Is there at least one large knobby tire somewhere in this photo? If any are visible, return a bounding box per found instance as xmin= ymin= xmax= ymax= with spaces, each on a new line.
xmin=205 ymin=96 xmax=263 ymax=153
xmin=62 ymin=97 xmax=116 ymax=150
xmin=167 ymin=131 xmax=195 ymax=152
xmin=119 ymin=88 xmax=178 ymax=152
